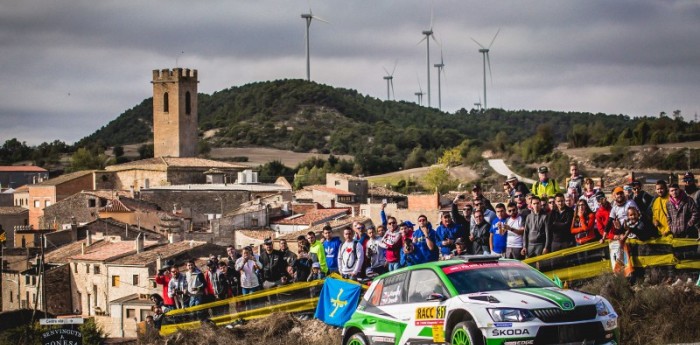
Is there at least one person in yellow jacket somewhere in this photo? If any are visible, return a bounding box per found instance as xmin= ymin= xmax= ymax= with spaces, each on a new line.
xmin=651 ymin=180 xmax=670 ymax=236
xmin=531 ymin=166 xmax=560 ymax=198
xmin=306 ymin=231 xmax=328 ymax=273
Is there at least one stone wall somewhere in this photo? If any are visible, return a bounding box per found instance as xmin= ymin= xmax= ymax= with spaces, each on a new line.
xmin=0 ymin=210 xmax=28 ymax=248
xmin=45 ymin=265 xmax=72 ymax=314
xmin=40 ymin=193 xmax=102 ymax=229
xmin=140 ymin=189 xmax=254 ymax=226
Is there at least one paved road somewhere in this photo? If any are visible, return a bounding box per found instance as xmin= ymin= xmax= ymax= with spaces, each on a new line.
xmin=488 ymin=159 xmax=536 ymax=184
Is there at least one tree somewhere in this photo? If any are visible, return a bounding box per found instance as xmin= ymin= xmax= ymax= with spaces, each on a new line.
xmin=258 ymin=160 xmax=294 ymax=183
xmin=423 ymin=166 xmax=458 ymax=193
xmin=112 ymin=145 xmax=124 ymax=157
xmin=138 ymin=144 xmax=154 ymax=159
xmin=68 ymin=147 xmax=113 ymax=172
xmin=438 ymin=147 xmax=462 ymax=167
xmin=404 ymin=146 xmax=426 ymax=169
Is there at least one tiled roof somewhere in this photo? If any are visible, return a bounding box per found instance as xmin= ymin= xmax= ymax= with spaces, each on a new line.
xmin=99 ymin=198 xmax=131 ymax=212
xmin=45 ymin=240 xmax=108 ymax=265
xmin=237 ymin=230 xmax=277 ymax=240
xmin=369 ymin=186 xmax=406 ymax=197
xmin=273 ymin=208 xmax=350 ymax=225
xmin=294 ymin=189 xmax=313 ymax=200
xmin=70 ymin=240 xmax=158 ymax=262
xmin=105 ymin=157 xmax=248 ymax=171
xmin=34 ymin=170 xmax=93 ymax=186
xmin=0 ymin=206 xmax=28 ymax=215
xmin=118 ymin=197 xmax=161 ymax=211
xmin=108 ymin=241 xmax=223 ymax=266
xmin=0 ymin=166 xmax=48 ymax=172
xmin=310 ymin=186 xmax=355 ymax=196
xmin=13 ymin=185 xmax=29 ymax=193
xmin=83 ymin=190 xmax=130 ymax=200
xmin=278 ymin=216 xmax=371 ymax=240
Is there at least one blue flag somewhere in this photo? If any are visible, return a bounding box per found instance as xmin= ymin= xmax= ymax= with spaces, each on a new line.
xmin=314 ymin=277 xmax=362 ymax=327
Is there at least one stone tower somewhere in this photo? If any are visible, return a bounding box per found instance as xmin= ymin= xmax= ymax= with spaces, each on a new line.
xmin=151 ymin=68 xmax=198 ymax=157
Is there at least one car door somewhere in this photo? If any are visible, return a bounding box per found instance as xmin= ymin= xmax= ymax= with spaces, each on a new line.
xmin=396 ymin=269 xmax=450 ymax=344
xmin=360 ymin=272 xmax=410 ymax=345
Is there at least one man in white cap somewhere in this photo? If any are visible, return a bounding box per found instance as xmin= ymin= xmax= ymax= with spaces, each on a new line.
xmin=506 ymin=174 xmax=530 ymax=198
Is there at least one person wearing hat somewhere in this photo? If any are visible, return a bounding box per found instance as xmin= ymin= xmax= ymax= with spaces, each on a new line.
xmin=506 ymin=174 xmax=531 ymax=198
xmin=451 ymin=237 xmax=469 ymax=256
xmin=259 ymin=238 xmax=290 ymax=289
xmin=532 ymin=166 xmax=560 ymax=199
xmin=436 ymin=211 xmax=466 ymax=259
xmin=307 ymin=262 xmax=325 ymax=281
xmin=666 ymin=183 xmax=699 ymax=238
xmin=651 ymin=180 xmax=671 ymax=237
xmin=155 ymin=259 xmax=176 ymax=309
xmin=601 ymin=186 xmax=639 ymax=241
xmin=471 ymin=184 xmax=495 ymax=212
xmin=410 ymin=214 xmax=438 ymax=264
xmin=683 ymin=172 xmax=700 ymax=206
xmin=594 ymin=191 xmax=613 ymax=240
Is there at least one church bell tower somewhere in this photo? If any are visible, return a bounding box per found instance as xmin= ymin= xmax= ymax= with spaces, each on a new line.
xmin=151 ymin=68 xmax=198 ymax=158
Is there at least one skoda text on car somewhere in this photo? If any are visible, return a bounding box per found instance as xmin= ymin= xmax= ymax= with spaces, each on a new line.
xmin=342 ymin=255 xmax=619 ymax=345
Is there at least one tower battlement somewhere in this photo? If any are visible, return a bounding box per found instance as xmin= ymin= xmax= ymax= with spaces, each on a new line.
xmin=152 ymin=68 xmax=198 ymax=82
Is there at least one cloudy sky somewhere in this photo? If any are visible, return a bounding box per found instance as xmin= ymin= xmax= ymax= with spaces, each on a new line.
xmin=1 ymin=0 xmax=699 ymax=145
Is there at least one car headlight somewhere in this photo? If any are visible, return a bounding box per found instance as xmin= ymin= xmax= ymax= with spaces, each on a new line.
xmin=488 ymin=308 xmax=535 ymax=322
xmin=596 ymin=300 xmax=611 ymax=317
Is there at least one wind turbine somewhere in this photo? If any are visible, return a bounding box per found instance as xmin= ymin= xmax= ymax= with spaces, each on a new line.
xmin=474 ymin=96 xmax=482 ymax=112
xmin=433 ymin=48 xmax=445 ymax=110
xmin=418 ymin=6 xmax=440 ymax=108
xmin=382 ymin=61 xmax=397 ymax=101
xmin=415 ymin=78 xmax=424 ymax=106
xmin=301 ymin=7 xmax=328 ymax=81
xmin=471 ymin=28 xmax=500 ymax=110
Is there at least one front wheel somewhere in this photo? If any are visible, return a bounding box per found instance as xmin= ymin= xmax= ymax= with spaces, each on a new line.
xmin=451 ymin=321 xmax=484 ymax=345
xmin=345 ymin=332 xmax=369 ymax=345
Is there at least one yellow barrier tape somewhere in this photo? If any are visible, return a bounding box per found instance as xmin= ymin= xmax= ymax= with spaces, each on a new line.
xmin=542 ymin=261 xmax=612 ymax=282
xmin=675 ymin=260 xmax=700 ymax=270
xmin=633 ymin=254 xmax=676 ymax=267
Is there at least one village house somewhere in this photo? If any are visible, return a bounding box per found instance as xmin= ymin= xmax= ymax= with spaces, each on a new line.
xmin=0 ymin=206 xmax=28 ymax=248
xmin=26 ymin=170 xmax=96 ymax=229
xmin=0 ymin=165 xmax=48 ymax=189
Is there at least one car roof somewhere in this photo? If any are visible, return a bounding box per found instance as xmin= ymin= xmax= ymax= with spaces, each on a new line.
xmin=376 ymin=255 xmax=522 ymax=278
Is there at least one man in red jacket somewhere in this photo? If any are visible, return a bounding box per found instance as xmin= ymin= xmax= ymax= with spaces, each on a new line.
xmin=595 ymin=192 xmax=614 ymax=241
xmin=154 ymin=259 xmax=175 ymax=309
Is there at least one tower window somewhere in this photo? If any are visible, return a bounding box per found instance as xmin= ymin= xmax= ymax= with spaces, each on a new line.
xmin=185 ymin=91 xmax=191 ymax=115
xmin=163 ymin=92 xmax=169 ymax=112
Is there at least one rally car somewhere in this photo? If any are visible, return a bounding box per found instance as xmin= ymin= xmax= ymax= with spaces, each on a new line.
xmin=342 ymin=255 xmax=619 ymax=345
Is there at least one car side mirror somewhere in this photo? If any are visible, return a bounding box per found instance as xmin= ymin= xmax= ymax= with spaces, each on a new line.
xmin=426 ymin=293 xmax=447 ymax=302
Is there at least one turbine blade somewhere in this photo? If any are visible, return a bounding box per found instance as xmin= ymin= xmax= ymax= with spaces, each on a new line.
xmin=391 ymin=59 xmax=398 ymax=76
xmin=470 ymin=37 xmax=486 ymax=49
xmin=488 ymin=27 xmax=501 ymax=49
xmin=417 ymin=74 xmax=423 ymax=93
xmin=383 ymin=66 xmax=390 ymax=76
xmin=431 ymin=32 xmax=441 ymax=47
xmin=312 ymin=15 xmax=330 ymax=24
xmin=417 ymin=36 xmax=427 ymax=45
xmin=429 ymin=2 xmax=435 ymax=30
xmin=487 ymin=52 xmax=493 ymax=84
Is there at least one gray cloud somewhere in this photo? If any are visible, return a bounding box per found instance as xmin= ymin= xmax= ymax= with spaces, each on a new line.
xmin=0 ymin=0 xmax=698 ymax=145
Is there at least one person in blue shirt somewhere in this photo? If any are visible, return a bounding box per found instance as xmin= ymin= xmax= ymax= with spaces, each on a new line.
xmin=489 ymin=203 xmax=509 ymax=256
xmin=409 ymin=214 xmax=439 ymax=264
xmin=321 ymin=224 xmax=342 ymax=275
xmin=435 ymin=212 xmax=465 ymax=258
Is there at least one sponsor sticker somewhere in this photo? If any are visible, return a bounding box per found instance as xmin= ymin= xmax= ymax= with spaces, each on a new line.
xmin=442 ymin=261 xmax=521 ymax=274
xmin=432 ymin=324 xmax=445 ymax=342
xmin=503 ymin=341 xmax=534 ymax=345
xmin=415 ymin=306 xmax=446 ymax=326
xmin=491 ymin=329 xmax=531 ymax=337
xmin=371 ymin=336 xmax=395 ymax=343
xmin=493 ymin=322 xmax=513 ymax=327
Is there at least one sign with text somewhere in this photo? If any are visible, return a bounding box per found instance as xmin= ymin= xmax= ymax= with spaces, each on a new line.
xmin=40 ymin=318 xmax=84 ymax=325
xmin=42 ymin=328 xmax=82 ymax=345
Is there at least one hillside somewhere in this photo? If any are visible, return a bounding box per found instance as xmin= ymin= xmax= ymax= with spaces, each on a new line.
xmin=72 ymin=79 xmax=700 ymax=175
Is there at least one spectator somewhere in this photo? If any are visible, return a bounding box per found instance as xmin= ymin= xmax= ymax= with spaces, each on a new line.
xmin=379 ymin=216 xmax=403 ymax=271
xmin=155 ymin=259 xmax=175 ymax=309
xmin=214 ymin=261 xmax=234 ymax=299
xmin=259 ymin=239 xmax=289 ymax=288
xmin=376 ymin=225 xmax=386 ymax=237
xmin=503 ymin=182 xmax=513 ymax=198
xmin=400 ymin=238 xmax=416 ymax=267
xmin=451 ymin=238 xmax=469 ymax=256
xmin=306 ymin=231 xmax=327 ymax=273
xmin=203 ymin=260 xmax=219 ymax=302
xmin=631 ymin=180 xmax=654 ymax=221
xmin=565 ymin=192 xmax=576 ymax=210
xmin=167 ymin=265 xmax=188 ymax=309
xmin=470 ymin=210 xmax=491 ymax=255
xmin=683 ymin=172 xmax=700 ymax=206
xmin=151 ymin=306 xmax=163 ymax=330
xmin=544 ymin=196 xmax=555 ymax=214
xmin=225 ymin=246 xmax=241 ymax=294
xmin=307 ymin=262 xmax=325 ymax=281
xmin=353 ymin=222 xmax=370 ymax=249
xmin=471 ymin=198 xmax=496 ymax=228
xmin=532 ymin=166 xmax=560 ymax=199
xmin=504 ymin=202 xmax=525 ymax=260
xmin=365 ymin=225 xmax=387 ymax=275
xmin=471 ymin=184 xmax=495 ymax=212
xmin=400 ymin=221 xmax=415 ymax=241
xmin=279 ymin=239 xmax=297 ymax=267
xmin=184 ymin=259 xmax=206 ymax=307
xmin=602 ymin=186 xmax=639 ymax=241
xmin=451 ymin=195 xmax=471 ymax=243
xmin=506 ymin=174 xmax=531 ymax=197
xmin=651 ymin=180 xmax=671 ymax=237
xmin=489 ymin=203 xmax=509 ymax=257
xmin=622 ymin=207 xmax=657 ymax=242
xmin=667 ymin=183 xmax=700 ymax=238
xmin=410 ymin=214 xmax=438 ymax=264
xmin=623 ymin=185 xmax=634 ymax=203
xmin=436 ymin=212 xmax=464 ymax=259
xmin=550 ymin=193 xmax=575 ymax=251
xmin=235 ymin=247 xmax=262 ymax=295
xmin=522 ymin=196 xmax=551 ymax=258
xmin=580 ymin=178 xmax=600 ymax=212
xmin=571 ymin=200 xmax=597 ymax=245
xmin=321 ymin=224 xmax=342 ymax=275
xmin=513 ymin=192 xmax=530 ymax=219
xmin=567 ymin=163 xmax=584 ymax=196
xmin=338 ymin=227 xmax=364 ymax=279
xmin=292 ymin=245 xmax=314 ymax=282
xmin=595 ymin=192 xmax=614 ymax=241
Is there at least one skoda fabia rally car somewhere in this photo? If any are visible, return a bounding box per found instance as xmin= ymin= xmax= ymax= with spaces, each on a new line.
xmin=342 ymin=255 xmax=619 ymax=345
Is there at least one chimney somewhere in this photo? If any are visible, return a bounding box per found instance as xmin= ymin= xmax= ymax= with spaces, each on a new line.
xmin=156 ymin=254 xmax=162 ymax=270
xmin=70 ymin=217 xmax=78 ymax=242
xmin=81 ymin=243 xmax=85 ymax=255
xmin=136 ymin=233 xmax=144 ymax=253
xmin=86 ymin=229 xmax=92 ymax=246
xmin=330 ymin=199 xmax=335 ymax=208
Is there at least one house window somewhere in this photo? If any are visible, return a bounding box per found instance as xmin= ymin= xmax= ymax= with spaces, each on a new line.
xmin=100 ymin=199 xmax=107 ymax=207
xmin=111 ymin=275 xmax=120 ymax=287
xmin=9 ymin=291 xmax=12 ymax=303
xmin=86 ymin=264 xmax=90 ymax=274
xmin=163 ymin=92 xmax=169 ymax=113
xmin=32 ymin=276 xmax=36 ymax=285
xmin=88 ymin=199 xmax=96 ymax=208
xmin=45 ymin=200 xmax=51 ymax=207
xmin=25 ymin=275 xmax=30 ymax=285
xmin=335 ymin=180 xmax=341 ymax=186
xmin=126 ymin=308 xmax=136 ymax=319
xmin=94 ymin=265 xmax=100 ymax=274
xmin=251 ymin=218 xmax=258 ymax=227
xmin=185 ymin=92 xmax=191 ymax=115
xmin=74 ymin=263 xmax=78 ymax=273
xmin=132 ymin=274 xmax=139 ymax=286
xmin=34 ymin=200 xmax=40 ymax=208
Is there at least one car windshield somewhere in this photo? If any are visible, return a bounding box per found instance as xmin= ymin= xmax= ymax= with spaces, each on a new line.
xmin=444 ymin=262 xmax=557 ymax=294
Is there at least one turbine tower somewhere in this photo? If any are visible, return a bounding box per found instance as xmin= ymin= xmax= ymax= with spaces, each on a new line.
xmin=418 ymin=7 xmax=439 ymax=108
xmin=382 ymin=61 xmax=397 ymax=101
xmin=301 ymin=8 xmax=328 ymax=81
xmin=471 ymin=28 xmax=500 ymax=110
xmin=415 ymin=78 xmax=424 ymax=106
xmin=433 ymin=49 xmax=445 ymax=110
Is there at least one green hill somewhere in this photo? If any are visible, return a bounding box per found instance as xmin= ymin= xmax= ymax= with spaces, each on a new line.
xmin=74 ymin=79 xmax=700 ymax=175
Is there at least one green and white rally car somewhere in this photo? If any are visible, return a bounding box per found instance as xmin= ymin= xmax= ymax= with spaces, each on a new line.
xmin=342 ymin=255 xmax=619 ymax=345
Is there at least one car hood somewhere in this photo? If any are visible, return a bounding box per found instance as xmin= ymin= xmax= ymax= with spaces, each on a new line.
xmin=457 ymin=287 xmax=597 ymax=310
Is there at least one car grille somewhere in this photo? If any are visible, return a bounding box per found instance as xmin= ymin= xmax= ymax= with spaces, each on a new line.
xmin=531 ymin=305 xmax=597 ymax=323
xmin=535 ymin=321 xmax=607 ymax=344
